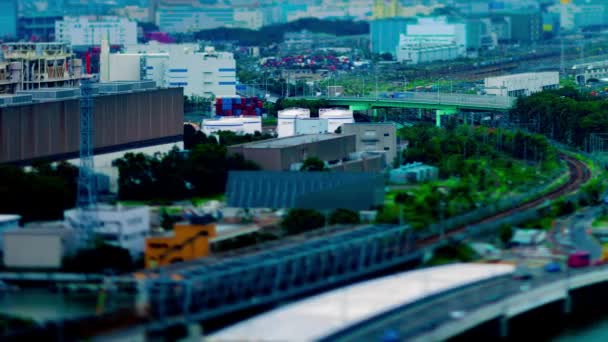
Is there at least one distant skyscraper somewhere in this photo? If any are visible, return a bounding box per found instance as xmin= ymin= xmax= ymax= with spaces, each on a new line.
xmin=370 ymin=18 xmax=410 ymax=55
xmin=55 ymin=16 xmax=137 ymax=47
xmin=0 ymin=0 xmax=18 ymax=39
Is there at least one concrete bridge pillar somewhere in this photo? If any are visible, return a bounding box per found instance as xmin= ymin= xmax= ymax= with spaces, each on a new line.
xmin=564 ymin=294 xmax=572 ymax=314
xmin=435 ymin=108 xmax=458 ymax=127
xmin=135 ymin=279 xmax=149 ymax=316
xmin=499 ymin=315 xmax=509 ymax=338
xmin=177 ymin=323 xmax=202 ymax=342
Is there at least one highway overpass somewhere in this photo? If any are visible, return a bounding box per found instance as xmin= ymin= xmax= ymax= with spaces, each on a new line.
xmin=324 ymin=264 xmax=608 ymax=341
xmin=294 ymin=92 xmax=515 ymax=126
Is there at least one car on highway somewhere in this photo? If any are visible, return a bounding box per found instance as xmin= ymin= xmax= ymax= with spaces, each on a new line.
xmin=450 ymin=310 xmax=466 ymax=319
xmin=512 ymin=266 xmax=533 ymax=280
xmin=544 ymin=261 xmax=562 ymax=273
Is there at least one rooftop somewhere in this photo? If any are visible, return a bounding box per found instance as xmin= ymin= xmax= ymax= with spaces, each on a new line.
xmin=486 ymin=71 xmax=558 ymax=80
xmin=240 ymin=134 xmax=347 ymax=149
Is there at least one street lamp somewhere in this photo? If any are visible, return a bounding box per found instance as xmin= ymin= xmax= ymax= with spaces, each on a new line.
xmin=437 ymin=186 xmax=449 ymax=239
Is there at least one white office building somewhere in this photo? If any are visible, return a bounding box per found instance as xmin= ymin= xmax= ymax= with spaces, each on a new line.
xmin=484 ymin=72 xmax=559 ymax=97
xmin=55 ymin=16 xmax=137 ymax=46
xmin=64 ymin=205 xmax=150 ymax=256
xmin=402 ymin=17 xmax=468 ymax=54
xmin=102 ymin=43 xmax=236 ymax=98
xmin=396 ymin=43 xmax=460 ymax=64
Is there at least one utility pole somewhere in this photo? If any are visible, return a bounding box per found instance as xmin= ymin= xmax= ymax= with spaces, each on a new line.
xmin=560 ymin=37 xmax=565 ymax=76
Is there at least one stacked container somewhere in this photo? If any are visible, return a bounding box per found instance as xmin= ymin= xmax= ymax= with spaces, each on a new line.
xmin=215 ymin=97 xmax=264 ymax=116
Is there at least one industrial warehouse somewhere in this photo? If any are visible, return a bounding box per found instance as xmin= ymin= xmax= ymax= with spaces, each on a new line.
xmin=0 ymin=81 xmax=183 ymax=164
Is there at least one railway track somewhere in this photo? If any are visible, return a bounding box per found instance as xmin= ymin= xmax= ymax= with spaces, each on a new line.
xmin=420 ymin=154 xmax=590 ymax=246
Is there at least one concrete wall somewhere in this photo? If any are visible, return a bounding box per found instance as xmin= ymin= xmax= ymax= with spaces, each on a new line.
xmin=3 ymin=234 xmax=64 ymax=268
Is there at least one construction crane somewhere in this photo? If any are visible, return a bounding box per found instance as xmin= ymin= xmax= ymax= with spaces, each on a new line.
xmin=76 ymin=79 xmax=98 ymax=246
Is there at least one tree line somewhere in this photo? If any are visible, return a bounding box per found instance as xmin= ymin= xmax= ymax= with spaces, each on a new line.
xmin=0 ymin=162 xmax=78 ymax=222
xmin=193 ymin=18 xmax=369 ymax=46
xmin=509 ymin=87 xmax=608 ymax=149
xmin=114 ymin=130 xmax=276 ymax=201
xmin=384 ymin=124 xmax=560 ymax=229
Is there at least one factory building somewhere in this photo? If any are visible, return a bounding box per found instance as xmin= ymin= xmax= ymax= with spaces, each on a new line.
xmin=102 ymin=43 xmax=236 ymax=98
xmin=484 ymin=72 xmax=559 ymax=97
xmin=389 ymin=162 xmax=439 ymax=184
xmin=55 ymin=16 xmax=137 ymax=47
xmin=0 ymin=81 xmax=183 ymax=164
xmin=277 ymin=108 xmax=354 ymax=138
xmin=64 ymin=205 xmax=150 ymax=256
xmin=0 ymin=42 xmax=85 ymax=93
xmin=572 ymin=61 xmax=608 ymax=85
xmin=202 ymin=116 xmax=262 ymax=136
xmin=228 ymin=134 xmax=384 ymax=173
xmin=2 ymin=222 xmax=76 ymax=269
xmin=396 ymin=43 xmax=460 ymax=64
xmin=342 ymin=123 xmax=398 ymax=166
xmin=227 ymin=171 xmax=385 ymax=211
xmin=145 ymin=215 xmax=217 ymax=268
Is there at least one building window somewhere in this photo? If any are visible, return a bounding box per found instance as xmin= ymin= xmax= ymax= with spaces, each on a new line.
xmin=364 ymin=130 xmax=376 ymax=137
xmin=384 ymin=147 xmax=390 ymax=151
xmin=384 ymin=133 xmax=390 ymax=137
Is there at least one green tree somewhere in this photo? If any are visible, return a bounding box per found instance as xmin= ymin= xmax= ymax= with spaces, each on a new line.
xmin=300 ymin=157 xmax=329 ymax=171
xmin=329 ymin=208 xmax=361 ymax=225
xmin=0 ymin=164 xmax=78 ymax=222
xmin=63 ymin=243 xmax=133 ymax=273
xmin=281 ymin=209 xmax=326 ymax=235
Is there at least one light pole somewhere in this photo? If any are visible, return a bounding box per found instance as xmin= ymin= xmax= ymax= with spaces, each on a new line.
xmin=437 ymin=186 xmax=449 ymax=239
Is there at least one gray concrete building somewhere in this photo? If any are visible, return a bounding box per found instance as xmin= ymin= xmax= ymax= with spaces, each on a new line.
xmin=228 ymin=134 xmax=383 ymax=172
xmin=342 ymin=123 xmax=398 ymax=166
xmin=2 ymin=223 xmax=75 ymax=269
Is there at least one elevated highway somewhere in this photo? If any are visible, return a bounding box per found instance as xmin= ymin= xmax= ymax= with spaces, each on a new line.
xmin=324 ymin=264 xmax=608 ymax=341
xmin=293 ymin=93 xmax=515 ymax=126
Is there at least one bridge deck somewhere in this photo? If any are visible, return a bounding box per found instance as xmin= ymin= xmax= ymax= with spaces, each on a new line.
xmin=208 ymin=263 xmax=514 ymax=342
xmin=296 ymin=92 xmax=515 ymax=111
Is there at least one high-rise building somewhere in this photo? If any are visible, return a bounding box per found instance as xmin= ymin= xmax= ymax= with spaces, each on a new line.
xmin=0 ymin=0 xmax=17 ymax=39
xmin=370 ymin=18 xmax=410 ymax=55
xmin=373 ymin=0 xmax=399 ymax=19
xmin=156 ymin=4 xmax=235 ymax=33
xmin=55 ymin=16 xmax=137 ymax=47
